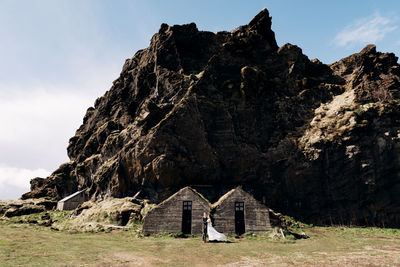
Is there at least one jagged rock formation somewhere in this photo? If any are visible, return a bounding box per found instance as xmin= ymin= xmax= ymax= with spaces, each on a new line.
xmin=0 ymin=199 xmax=56 ymax=217
xmin=22 ymin=9 xmax=400 ymax=227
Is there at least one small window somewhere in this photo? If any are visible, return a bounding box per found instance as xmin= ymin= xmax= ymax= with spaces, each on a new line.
xmin=235 ymin=202 xmax=244 ymax=211
xmin=183 ymin=201 xmax=192 ymax=211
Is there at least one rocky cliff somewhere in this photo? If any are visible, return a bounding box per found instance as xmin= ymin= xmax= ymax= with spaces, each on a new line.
xmin=22 ymin=9 xmax=400 ymax=227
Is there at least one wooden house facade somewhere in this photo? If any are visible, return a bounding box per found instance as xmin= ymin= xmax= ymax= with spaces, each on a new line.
xmin=142 ymin=187 xmax=211 ymax=234
xmin=212 ymin=187 xmax=271 ymax=235
xmin=142 ymin=186 xmax=271 ymax=235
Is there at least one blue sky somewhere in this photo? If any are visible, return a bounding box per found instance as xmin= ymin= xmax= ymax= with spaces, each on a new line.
xmin=1 ymin=0 xmax=399 ymax=199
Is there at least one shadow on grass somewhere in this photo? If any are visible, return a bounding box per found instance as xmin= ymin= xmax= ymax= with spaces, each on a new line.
xmin=208 ymin=240 xmax=234 ymax=243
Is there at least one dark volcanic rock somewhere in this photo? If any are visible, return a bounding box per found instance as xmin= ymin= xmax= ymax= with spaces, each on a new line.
xmin=0 ymin=199 xmax=56 ymax=217
xmin=24 ymin=9 xmax=400 ymax=227
xmin=22 ymin=162 xmax=77 ymax=200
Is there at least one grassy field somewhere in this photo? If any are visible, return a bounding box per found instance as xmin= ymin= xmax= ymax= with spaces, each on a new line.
xmin=0 ymin=218 xmax=400 ymax=266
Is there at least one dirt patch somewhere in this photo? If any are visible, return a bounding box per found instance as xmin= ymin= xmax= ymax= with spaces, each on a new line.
xmin=219 ymin=257 xmax=268 ymax=266
xmin=97 ymin=252 xmax=165 ymax=267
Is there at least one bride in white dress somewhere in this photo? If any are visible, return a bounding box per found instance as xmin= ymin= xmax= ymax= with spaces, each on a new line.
xmin=207 ymin=215 xmax=227 ymax=242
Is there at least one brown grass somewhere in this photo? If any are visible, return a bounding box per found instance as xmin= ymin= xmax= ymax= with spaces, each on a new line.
xmin=0 ymin=220 xmax=399 ymax=266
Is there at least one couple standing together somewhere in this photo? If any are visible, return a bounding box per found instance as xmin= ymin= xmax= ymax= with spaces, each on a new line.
xmin=202 ymin=212 xmax=227 ymax=242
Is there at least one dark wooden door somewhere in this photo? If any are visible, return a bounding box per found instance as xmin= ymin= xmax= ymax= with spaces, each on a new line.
xmin=182 ymin=201 xmax=192 ymax=234
xmin=235 ymin=201 xmax=245 ymax=235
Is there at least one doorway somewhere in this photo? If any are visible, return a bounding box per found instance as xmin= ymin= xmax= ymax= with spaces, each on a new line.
xmin=182 ymin=201 xmax=192 ymax=234
xmin=235 ymin=201 xmax=245 ymax=235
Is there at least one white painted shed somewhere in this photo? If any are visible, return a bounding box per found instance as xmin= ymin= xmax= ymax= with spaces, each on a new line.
xmin=56 ymin=189 xmax=86 ymax=210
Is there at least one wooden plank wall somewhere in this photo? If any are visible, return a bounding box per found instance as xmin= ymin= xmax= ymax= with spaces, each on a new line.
xmin=143 ymin=188 xmax=210 ymax=234
xmin=212 ymin=189 xmax=271 ymax=234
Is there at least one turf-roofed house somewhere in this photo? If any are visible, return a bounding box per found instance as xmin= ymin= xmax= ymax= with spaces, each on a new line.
xmin=212 ymin=187 xmax=272 ymax=235
xmin=143 ymin=186 xmax=271 ymax=235
xmin=142 ymin=187 xmax=211 ymax=234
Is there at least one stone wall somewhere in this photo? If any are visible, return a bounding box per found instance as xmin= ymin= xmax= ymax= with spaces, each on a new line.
xmin=212 ymin=187 xmax=271 ymax=234
xmin=143 ymin=187 xmax=210 ymax=234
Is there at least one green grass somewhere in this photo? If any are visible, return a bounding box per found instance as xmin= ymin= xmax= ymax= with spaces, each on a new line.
xmin=0 ymin=218 xmax=399 ymax=266
xmin=5 ymin=210 xmax=71 ymax=223
xmin=325 ymin=226 xmax=400 ymax=237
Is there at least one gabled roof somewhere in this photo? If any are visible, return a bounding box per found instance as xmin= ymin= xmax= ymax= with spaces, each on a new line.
xmin=58 ymin=189 xmax=86 ymax=202
xmin=155 ymin=186 xmax=211 ymax=207
xmin=211 ymin=186 xmax=248 ymax=209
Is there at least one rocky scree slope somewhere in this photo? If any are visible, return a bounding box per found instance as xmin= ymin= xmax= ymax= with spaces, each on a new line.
xmin=22 ymin=9 xmax=400 ymax=227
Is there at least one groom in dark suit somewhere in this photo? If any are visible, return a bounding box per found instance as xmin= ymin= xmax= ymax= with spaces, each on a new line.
xmin=202 ymin=212 xmax=208 ymax=243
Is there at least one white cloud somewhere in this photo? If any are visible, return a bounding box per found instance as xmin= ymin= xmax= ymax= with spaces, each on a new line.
xmin=0 ymin=1 xmax=153 ymax=201
xmin=0 ymin=87 xmax=92 ymax=144
xmin=0 ymin=164 xmax=51 ymax=200
xmin=0 ymin=86 xmax=100 ymax=199
xmin=0 ymin=85 xmax=101 ymax=170
xmin=334 ymin=13 xmax=397 ymax=47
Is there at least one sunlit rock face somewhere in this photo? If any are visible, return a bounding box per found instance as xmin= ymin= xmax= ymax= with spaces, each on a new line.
xmin=23 ymin=9 xmax=400 ymax=227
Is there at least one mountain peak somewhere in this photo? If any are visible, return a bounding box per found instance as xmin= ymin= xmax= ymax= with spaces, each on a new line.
xmin=22 ymin=9 xmax=400 ymax=228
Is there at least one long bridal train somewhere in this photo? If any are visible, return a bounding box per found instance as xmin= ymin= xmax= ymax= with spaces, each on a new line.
xmin=207 ymin=218 xmax=227 ymax=242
